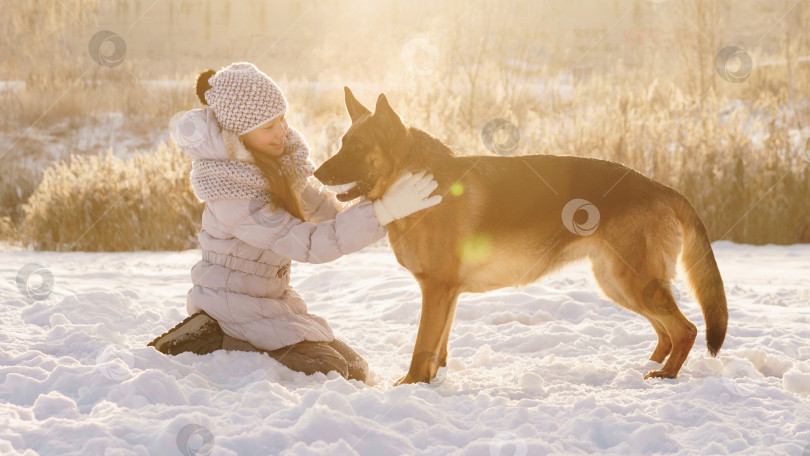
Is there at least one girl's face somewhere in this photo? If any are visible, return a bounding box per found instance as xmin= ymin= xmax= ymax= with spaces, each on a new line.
xmin=239 ymin=114 xmax=288 ymax=158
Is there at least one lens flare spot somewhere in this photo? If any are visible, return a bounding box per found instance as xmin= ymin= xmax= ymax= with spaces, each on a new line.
xmin=457 ymin=232 xmax=492 ymax=264
xmin=450 ymin=181 xmax=464 ymax=196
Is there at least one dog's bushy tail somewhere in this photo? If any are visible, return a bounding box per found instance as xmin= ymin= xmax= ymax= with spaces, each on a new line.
xmin=668 ymin=189 xmax=728 ymax=356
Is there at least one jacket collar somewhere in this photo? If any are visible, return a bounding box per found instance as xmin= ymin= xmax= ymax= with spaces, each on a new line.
xmin=222 ymin=128 xmax=256 ymax=164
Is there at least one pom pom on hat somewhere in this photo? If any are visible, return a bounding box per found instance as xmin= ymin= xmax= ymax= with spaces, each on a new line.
xmin=195 ymin=69 xmax=216 ymax=106
xmin=201 ymin=62 xmax=287 ymax=136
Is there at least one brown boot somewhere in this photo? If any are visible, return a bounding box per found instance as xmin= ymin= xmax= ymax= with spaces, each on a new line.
xmin=221 ymin=335 xmax=368 ymax=383
xmin=222 ymin=334 xmax=264 ymax=352
xmin=147 ymin=311 xmax=223 ymax=355
xmin=327 ymin=338 xmax=369 ymax=382
xmin=265 ymin=341 xmax=350 ymax=379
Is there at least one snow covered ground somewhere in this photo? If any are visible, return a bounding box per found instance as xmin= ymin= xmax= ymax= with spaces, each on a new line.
xmin=1 ymin=239 xmax=809 ymax=455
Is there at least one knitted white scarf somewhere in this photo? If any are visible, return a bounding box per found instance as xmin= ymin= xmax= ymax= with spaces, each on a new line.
xmin=189 ymin=127 xmax=316 ymax=203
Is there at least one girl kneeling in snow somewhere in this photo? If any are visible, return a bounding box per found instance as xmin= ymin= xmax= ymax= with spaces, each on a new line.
xmin=148 ymin=62 xmax=441 ymax=383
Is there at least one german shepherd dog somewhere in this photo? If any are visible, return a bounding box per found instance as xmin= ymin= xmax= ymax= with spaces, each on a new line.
xmin=314 ymin=87 xmax=728 ymax=385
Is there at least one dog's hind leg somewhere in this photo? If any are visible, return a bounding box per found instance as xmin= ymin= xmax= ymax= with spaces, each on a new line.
xmin=590 ymin=254 xmax=669 ymax=360
xmin=395 ymin=280 xmax=462 ymax=386
xmin=589 ymin=223 xmax=693 ymax=378
xmin=592 ymin=255 xmax=692 ymax=378
xmin=643 ymin=300 xmax=697 ymax=379
xmin=647 ymin=318 xmax=672 ymax=363
xmin=592 ymin=262 xmax=672 ymax=364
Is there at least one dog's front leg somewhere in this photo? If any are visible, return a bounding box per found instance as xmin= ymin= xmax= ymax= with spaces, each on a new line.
xmin=395 ymin=281 xmax=461 ymax=386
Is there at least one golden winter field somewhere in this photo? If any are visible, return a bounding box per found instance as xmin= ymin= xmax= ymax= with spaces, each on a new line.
xmin=1 ymin=0 xmax=808 ymax=250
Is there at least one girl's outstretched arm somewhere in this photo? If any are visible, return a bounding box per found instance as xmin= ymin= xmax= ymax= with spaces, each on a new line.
xmin=205 ymin=197 xmax=386 ymax=264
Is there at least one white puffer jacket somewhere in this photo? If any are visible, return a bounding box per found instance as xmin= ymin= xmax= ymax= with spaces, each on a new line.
xmin=180 ymin=107 xmax=387 ymax=351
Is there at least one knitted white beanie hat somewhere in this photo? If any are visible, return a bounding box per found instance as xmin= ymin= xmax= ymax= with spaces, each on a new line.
xmin=203 ymin=62 xmax=287 ymax=136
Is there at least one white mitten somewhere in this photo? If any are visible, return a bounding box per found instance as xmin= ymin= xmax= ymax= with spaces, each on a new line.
xmin=372 ymin=170 xmax=442 ymax=225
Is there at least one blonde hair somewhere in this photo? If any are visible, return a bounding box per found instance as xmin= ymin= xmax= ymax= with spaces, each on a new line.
xmin=196 ymin=69 xmax=304 ymax=220
xmin=248 ymin=149 xmax=304 ymax=220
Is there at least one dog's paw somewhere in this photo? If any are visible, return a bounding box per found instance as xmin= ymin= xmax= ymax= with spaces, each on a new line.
xmin=394 ymin=374 xmax=419 ymax=386
xmin=644 ymin=369 xmax=678 ymax=380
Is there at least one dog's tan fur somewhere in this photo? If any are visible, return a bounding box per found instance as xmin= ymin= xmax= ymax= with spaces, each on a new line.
xmin=314 ymin=88 xmax=728 ymax=384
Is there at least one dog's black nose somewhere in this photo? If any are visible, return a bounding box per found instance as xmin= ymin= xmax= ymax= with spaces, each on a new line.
xmin=313 ymin=165 xmax=334 ymax=184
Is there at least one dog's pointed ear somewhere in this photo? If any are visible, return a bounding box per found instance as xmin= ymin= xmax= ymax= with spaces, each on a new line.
xmin=373 ymin=94 xmax=406 ymax=133
xmin=344 ymin=86 xmax=371 ymax=123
